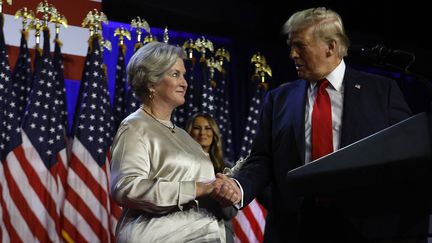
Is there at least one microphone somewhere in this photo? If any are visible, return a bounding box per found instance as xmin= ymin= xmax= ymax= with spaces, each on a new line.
xmin=350 ymin=44 xmax=394 ymax=56
xmin=368 ymin=44 xmax=391 ymax=56
xmin=349 ymin=44 xmax=415 ymax=71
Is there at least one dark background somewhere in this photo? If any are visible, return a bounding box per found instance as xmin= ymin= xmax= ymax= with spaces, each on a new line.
xmin=102 ymin=0 xmax=431 ymax=79
xmin=102 ymin=0 xmax=432 ymax=157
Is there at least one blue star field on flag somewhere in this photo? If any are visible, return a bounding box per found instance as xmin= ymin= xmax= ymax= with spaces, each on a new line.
xmin=0 ymin=14 xmax=21 ymax=161
xmin=72 ymin=34 xmax=115 ymax=165
xmin=113 ymin=44 xmax=127 ymax=129
xmin=238 ymin=84 xmax=267 ymax=160
xmin=21 ymin=29 xmax=66 ymax=168
xmin=53 ymin=36 xmax=68 ymax=131
xmin=11 ymin=30 xmax=32 ymax=119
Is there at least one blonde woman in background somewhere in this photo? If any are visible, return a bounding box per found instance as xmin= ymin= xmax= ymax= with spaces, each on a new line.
xmin=186 ymin=113 xmax=238 ymax=243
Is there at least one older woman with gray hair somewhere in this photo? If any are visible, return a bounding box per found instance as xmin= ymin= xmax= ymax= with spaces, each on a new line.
xmin=110 ymin=42 xmax=238 ymax=243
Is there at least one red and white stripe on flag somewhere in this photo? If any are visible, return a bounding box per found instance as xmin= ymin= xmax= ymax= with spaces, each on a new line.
xmin=0 ymin=139 xmax=67 ymax=243
xmin=0 ymin=28 xmax=69 ymax=243
xmin=62 ymin=140 xmax=118 ymax=243
xmin=1 ymin=1 xmax=120 ymax=243
xmin=61 ymin=32 xmax=120 ymax=242
xmin=233 ymin=198 xmax=267 ymax=243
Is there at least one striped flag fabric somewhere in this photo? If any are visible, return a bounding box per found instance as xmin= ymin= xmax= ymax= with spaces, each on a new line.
xmin=52 ymin=33 xmax=71 ymax=241
xmin=0 ymin=13 xmax=25 ymax=242
xmin=233 ymin=198 xmax=267 ymax=243
xmin=61 ymin=34 xmax=120 ymax=243
xmin=20 ymin=28 xmax=67 ymax=242
xmin=2 ymin=3 xmax=264 ymax=241
xmin=233 ymin=84 xmax=268 ymax=243
xmin=1 ymin=28 xmax=67 ymax=243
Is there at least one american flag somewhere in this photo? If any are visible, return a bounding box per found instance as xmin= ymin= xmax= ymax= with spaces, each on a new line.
xmin=113 ymin=44 xmax=127 ymax=129
xmin=238 ymin=85 xmax=267 ymax=160
xmin=0 ymin=11 xmax=14 ymax=160
xmin=124 ymin=45 xmax=140 ymax=118
xmin=11 ymin=30 xmax=32 ymax=120
xmin=53 ymin=36 xmax=68 ymax=132
xmin=214 ymin=70 xmax=234 ymax=163
xmin=62 ymin=34 xmax=120 ymax=243
xmin=201 ymin=64 xmax=217 ymax=118
xmin=52 ymin=34 xmax=70 ymax=240
xmin=173 ymin=57 xmax=199 ymax=128
xmin=70 ymin=41 xmax=95 ymax=137
xmin=233 ymin=84 xmax=268 ymax=243
xmin=33 ymin=41 xmax=43 ymax=78
xmin=125 ymin=79 xmax=140 ymax=117
xmin=0 ymin=13 xmax=25 ymax=242
xmin=1 ymin=28 xmax=67 ymax=242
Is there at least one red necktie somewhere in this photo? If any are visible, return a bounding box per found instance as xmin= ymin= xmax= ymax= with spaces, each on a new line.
xmin=311 ymin=79 xmax=333 ymax=160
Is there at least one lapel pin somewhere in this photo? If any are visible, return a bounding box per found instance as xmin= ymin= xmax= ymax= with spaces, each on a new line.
xmin=355 ymin=84 xmax=361 ymax=89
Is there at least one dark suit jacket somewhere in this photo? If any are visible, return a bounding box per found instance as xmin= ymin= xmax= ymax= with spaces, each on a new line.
xmin=234 ymin=66 xmax=412 ymax=242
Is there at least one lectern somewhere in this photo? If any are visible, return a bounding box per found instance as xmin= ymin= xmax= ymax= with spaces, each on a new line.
xmin=286 ymin=112 xmax=432 ymax=240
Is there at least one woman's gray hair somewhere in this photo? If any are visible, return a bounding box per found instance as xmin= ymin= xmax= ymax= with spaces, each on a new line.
xmin=282 ymin=7 xmax=350 ymax=57
xmin=127 ymin=42 xmax=185 ymax=102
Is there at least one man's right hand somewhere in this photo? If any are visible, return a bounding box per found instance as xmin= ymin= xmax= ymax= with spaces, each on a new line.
xmin=210 ymin=173 xmax=241 ymax=207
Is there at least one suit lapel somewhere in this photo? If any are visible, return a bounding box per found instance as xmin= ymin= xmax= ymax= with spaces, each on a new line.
xmin=291 ymin=81 xmax=308 ymax=164
xmin=340 ymin=67 xmax=363 ymax=147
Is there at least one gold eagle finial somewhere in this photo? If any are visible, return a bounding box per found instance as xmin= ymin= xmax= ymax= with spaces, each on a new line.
xmin=251 ymin=52 xmax=272 ymax=88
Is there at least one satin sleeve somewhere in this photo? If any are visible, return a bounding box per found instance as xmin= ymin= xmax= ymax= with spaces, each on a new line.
xmin=110 ymin=123 xmax=196 ymax=214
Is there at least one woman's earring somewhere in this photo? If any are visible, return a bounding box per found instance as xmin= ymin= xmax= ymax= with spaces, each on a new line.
xmin=148 ymin=91 xmax=155 ymax=101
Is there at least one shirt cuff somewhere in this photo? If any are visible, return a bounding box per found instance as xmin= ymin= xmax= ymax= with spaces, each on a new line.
xmin=231 ymin=178 xmax=244 ymax=209
xmin=178 ymin=181 xmax=195 ymax=210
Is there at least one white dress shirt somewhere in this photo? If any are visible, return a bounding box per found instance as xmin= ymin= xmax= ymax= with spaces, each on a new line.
xmin=304 ymin=60 xmax=346 ymax=163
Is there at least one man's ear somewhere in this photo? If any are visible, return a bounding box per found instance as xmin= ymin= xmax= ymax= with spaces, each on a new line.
xmin=327 ymin=40 xmax=337 ymax=57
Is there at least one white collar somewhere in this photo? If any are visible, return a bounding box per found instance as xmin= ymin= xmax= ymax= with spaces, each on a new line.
xmin=325 ymin=59 xmax=345 ymax=91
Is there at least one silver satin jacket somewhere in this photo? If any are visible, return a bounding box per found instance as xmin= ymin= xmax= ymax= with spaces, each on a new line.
xmin=110 ymin=109 xmax=226 ymax=243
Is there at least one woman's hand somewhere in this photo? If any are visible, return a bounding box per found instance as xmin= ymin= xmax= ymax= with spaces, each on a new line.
xmin=195 ymin=181 xmax=215 ymax=198
xmin=196 ymin=175 xmax=241 ymax=207
xmin=212 ymin=173 xmax=241 ymax=206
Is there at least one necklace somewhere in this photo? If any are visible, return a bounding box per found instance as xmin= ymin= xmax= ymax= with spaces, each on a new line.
xmin=142 ymin=107 xmax=176 ymax=133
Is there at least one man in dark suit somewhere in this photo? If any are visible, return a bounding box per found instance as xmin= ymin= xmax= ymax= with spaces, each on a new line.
xmin=216 ymin=6 xmax=412 ymax=243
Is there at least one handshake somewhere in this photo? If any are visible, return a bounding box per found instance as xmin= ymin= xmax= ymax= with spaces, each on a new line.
xmin=196 ymin=173 xmax=241 ymax=207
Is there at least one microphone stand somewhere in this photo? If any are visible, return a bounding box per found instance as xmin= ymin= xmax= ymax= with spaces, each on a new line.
xmin=349 ymin=44 xmax=432 ymax=113
xmin=349 ymin=44 xmax=432 ymax=95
